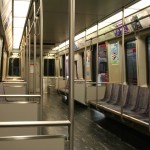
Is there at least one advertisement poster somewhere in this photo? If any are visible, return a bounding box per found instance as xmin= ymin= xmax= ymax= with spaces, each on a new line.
xmin=110 ymin=42 xmax=119 ymax=64
xmin=114 ymin=20 xmax=129 ymax=37
xmin=98 ymin=44 xmax=108 ymax=84
xmin=86 ymin=50 xmax=92 ymax=80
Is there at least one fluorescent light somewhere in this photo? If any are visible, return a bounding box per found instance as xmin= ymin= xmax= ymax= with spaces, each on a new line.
xmin=52 ymin=46 xmax=59 ymax=51
xmin=59 ymin=42 xmax=66 ymax=48
xmin=75 ymin=31 xmax=85 ymax=41
xmin=14 ymin=1 xmax=30 ymax=17
xmin=13 ymin=42 xmax=20 ymax=49
xmin=48 ymin=53 xmax=54 ymax=56
xmin=124 ymin=0 xmax=150 ymax=17
xmin=86 ymin=25 xmax=97 ymax=35
xmin=14 ymin=18 xmax=26 ymax=28
xmin=128 ymin=0 xmax=150 ymax=10
xmin=13 ymin=0 xmax=31 ymax=49
xmin=66 ymin=40 xmax=69 ymax=45
xmin=98 ymin=12 xmax=122 ymax=29
xmin=13 ymin=28 xmax=24 ymax=35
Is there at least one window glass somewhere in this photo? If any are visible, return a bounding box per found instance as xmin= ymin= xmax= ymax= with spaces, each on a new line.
xmin=44 ymin=59 xmax=55 ymax=76
xmin=8 ymin=58 xmax=20 ymax=76
xmin=125 ymin=40 xmax=137 ymax=85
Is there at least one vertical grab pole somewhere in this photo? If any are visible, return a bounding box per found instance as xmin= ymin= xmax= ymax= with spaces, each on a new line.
xmin=34 ymin=1 xmax=37 ymax=94
xmin=84 ymin=32 xmax=87 ymax=103
xmin=26 ymin=27 xmax=29 ymax=91
xmin=28 ymin=19 xmax=31 ymax=94
xmin=69 ymin=0 xmax=75 ymax=149
xmin=121 ymin=8 xmax=125 ymax=119
xmin=40 ymin=0 xmax=43 ymax=121
xmin=96 ymin=23 xmax=99 ymax=107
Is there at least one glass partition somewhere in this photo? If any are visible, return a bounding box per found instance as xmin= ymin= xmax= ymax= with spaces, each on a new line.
xmin=8 ymin=58 xmax=20 ymax=76
xmin=125 ymin=40 xmax=137 ymax=85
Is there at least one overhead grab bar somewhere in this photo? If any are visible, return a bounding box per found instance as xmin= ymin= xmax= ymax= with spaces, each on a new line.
xmin=0 ymin=95 xmax=41 ymax=98
xmin=0 ymin=120 xmax=71 ymax=128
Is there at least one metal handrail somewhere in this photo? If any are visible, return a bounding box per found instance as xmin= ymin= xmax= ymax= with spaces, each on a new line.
xmin=0 ymin=120 xmax=71 ymax=128
xmin=3 ymin=82 xmax=27 ymax=84
xmin=0 ymin=135 xmax=66 ymax=141
xmin=0 ymin=95 xmax=41 ymax=98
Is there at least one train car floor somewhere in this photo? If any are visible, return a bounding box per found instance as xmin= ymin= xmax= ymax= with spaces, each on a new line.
xmin=42 ymin=91 xmax=150 ymax=150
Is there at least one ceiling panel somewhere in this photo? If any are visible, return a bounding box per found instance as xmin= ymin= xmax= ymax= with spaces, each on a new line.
xmin=31 ymin=0 xmax=140 ymax=50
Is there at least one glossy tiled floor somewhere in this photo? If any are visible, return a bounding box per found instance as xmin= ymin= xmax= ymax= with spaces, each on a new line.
xmin=42 ymin=90 xmax=149 ymax=150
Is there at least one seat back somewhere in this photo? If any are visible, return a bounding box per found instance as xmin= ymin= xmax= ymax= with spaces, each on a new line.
xmin=102 ymin=83 xmax=113 ymax=101
xmin=135 ymin=87 xmax=149 ymax=114
xmin=109 ymin=84 xmax=121 ymax=104
xmin=0 ymin=135 xmax=65 ymax=150
xmin=116 ymin=85 xmax=129 ymax=106
xmin=0 ymin=102 xmax=38 ymax=136
xmin=124 ymin=85 xmax=139 ymax=110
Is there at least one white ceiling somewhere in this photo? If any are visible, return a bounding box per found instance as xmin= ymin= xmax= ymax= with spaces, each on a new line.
xmin=28 ymin=0 xmax=140 ymax=51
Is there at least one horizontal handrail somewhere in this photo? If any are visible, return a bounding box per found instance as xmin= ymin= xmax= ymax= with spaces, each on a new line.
xmin=0 ymin=120 xmax=71 ymax=128
xmin=3 ymin=82 xmax=27 ymax=84
xmin=0 ymin=135 xmax=66 ymax=141
xmin=0 ymin=95 xmax=41 ymax=98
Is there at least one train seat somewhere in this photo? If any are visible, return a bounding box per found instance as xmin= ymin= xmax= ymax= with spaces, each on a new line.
xmin=123 ymin=87 xmax=149 ymax=122
xmin=123 ymin=85 xmax=139 ymax=111
xmin=115 ymin=85 xmax=129 ymax=107
xmin=0 ymin=102 xmax=39 ymax=136
xmin=100 ymin=84 xmax=121 ymax=108
xmin=107 ymin=84 xmax=121 ymax=104
xmin=99 ymin=83 xmax=113 ymax=103
xmin=103 ymin=85 xmax=129 ymax=111
xmin=58 ymin=79 xmax=69 ymax=95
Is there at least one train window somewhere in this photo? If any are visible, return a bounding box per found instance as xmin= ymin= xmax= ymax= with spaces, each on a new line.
xmin=74 ymin=60 xmax=78 ymax=79
xmin=86 ymin=49 xmax=92 ymax=81
xmin=146 ymin=36 xmax=150 ymax=84
xmin=0 ymin=38 xmax=3 ymax=80
xmin=65 ymin=55 xmax=69 ymax=78
xmin=82 ymin=52 xmax=85 ymax=79
xmin=59 ymin=57 xmax=62 ymax=76
xmin=125 ymin=40 xmax=137 ymax=85
xmin=91 ymin=44 xmax=97 ymax=83
xmin=44 ymin=59 xmax=55 ymax=76
xmin=62 ymin=54 xmax=65 ymax=78
xmin=8 ymin=58 xmax=20 ymax=76
xmin=98 ymin=43 xmax=108 ymax=83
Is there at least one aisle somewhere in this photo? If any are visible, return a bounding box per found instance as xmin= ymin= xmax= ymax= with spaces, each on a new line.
xmin=42 ymin=91 xmax=135 ymax=150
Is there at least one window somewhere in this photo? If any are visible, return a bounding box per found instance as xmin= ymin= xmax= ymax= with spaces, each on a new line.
xmin=146 ymin=36 xmax=150 ymax=84
xmin=98 ymin=43 xmax=108 ymax=83
xmin=8 ymin=58 xmax=20 ymax=76
xmin=65 ymin=55 xmax=69 ymax=78
xmin=82 ymin=52 xmax=85 ymax=79
xmin=44 ymin=59 xmax=55 ymax=76
xmin=91 ymin=44 xmax=97 ymax=82
xmin=0 ymin=38 xmax=3 ymax=80
xmin=125 ymin=40 xmax=137 ymax=85
xmin=62 ymin=55 xmax=65 ymax=78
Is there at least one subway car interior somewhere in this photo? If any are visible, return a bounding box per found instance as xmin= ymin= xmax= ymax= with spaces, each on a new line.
xmin=0 ymin=0 xmax=150 ymax=149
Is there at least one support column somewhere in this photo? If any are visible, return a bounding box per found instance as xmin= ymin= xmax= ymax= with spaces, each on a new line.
xmin=34 ymin=1 xmax=37 ymax=94
xmin=25 ymin=27 xmax=29 ymax=91
xmin=96 ymin=24 xmax=99 ymax=106
xmin=40 ymin=0 xmax=43 ymax=121
xmin=28 ymin=19 xmax=31 ymax=94
xmin=121 ymin=8 xmax=125 ymax=118
xmin=69 ymin=0 xmax=75 ymax=149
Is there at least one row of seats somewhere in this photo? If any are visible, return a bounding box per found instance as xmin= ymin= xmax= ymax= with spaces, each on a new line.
xmin=92 ymin=83 xmax=149 ymax=123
